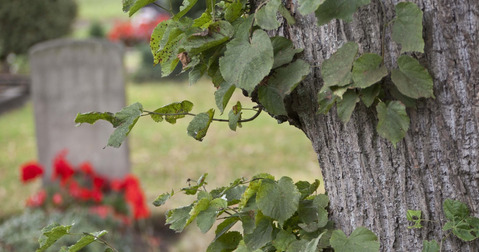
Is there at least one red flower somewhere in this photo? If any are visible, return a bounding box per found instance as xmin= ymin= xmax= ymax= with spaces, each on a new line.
xmin=123 ymin=175 xmax=150 ymax=219
xmin=26 ymin=189 xmax=46 ymax=207
xmin=52 ymin=193 xmax=63 ymax=205
xmin=80 ymin=162 xmax=94 ymax=176
xmin=91 ymin=189 xmax=103 ymax=202
xmin=20 ymin=162 xmax=44 ymax=183
xmin=53 ymin=150 xmax=74 ymax=183
xmin=93 ymin=175 xmax=107 ymax=190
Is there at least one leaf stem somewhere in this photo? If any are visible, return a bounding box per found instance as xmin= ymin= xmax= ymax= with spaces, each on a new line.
xmin=82 ymin=232 xmax=119 ymax=252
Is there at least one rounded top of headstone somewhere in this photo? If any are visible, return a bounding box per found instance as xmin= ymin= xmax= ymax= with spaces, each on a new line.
xmin=29 ymin=38 xmax=124 ymax=56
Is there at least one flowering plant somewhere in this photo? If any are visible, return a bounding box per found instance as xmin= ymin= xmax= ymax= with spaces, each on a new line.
xmin=20 ymin=150 xmax=150 ymax=224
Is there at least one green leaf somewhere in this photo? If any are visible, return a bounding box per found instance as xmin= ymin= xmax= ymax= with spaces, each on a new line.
xmin=239 ymin=174 xmax=275 ymax=208
xmin=337 ymin=89 xmax=359 ymax=123
xmin=285 ymin=234 xmax=322 ymax=252
xmin=187 ymin=109 xmax=215 ymax=141
xmin=75 ymin=103 xmax=144 ymax=148
xmin=207 ymin=231 xmax=242 ymax=252
xmin=122 ymin=0 xmax=135 ymax=12
xmin=189 ymin=62 xmax=207 ymax=85
xmin=360 ymin=84 xmax=380 ymax=107
xmin=220 ymin=30 xmax=274 ymax=94
xmin=315 ymin=0 xmax=371 ymax=26
xmin=352 ymin=53 xmax=387 ymax=88
xmin=298 ymin=0 xmax=324 ymax=15
xmin=258 ymin=59 xmax=310 ymax=115
xmin=278 ymin=5 xmax=296 ymax=25
xmin=443 ymin=199 xmax=470 ymax=221
xmin=37 ymin=223 xmax=72 ymax=252
xmin=422 ymin=240 xmax=440 ymax=252
xmin=406 ymin=210 xmax=423 ymax=228
xmin=321 ymin=42 xmax=358 ymax=88
xmin=256 ymin=177 xmax=301 ymax=224
xmin=389 ymin=84 xmax=417 ymax=108
xmin=153 ymin=191 xmax=173 ymax=207
xmin=197 ymin=198 xmax=228 ymax=233
xmin=271 ymin=36 xmax=303 ymax=69
xmin=225 ymin=1 xmax=244 ymax=22
xmin=150 ymin=100 xmax=194 ymax=123
xmin=233 ymin=15 xmax=254 ymax=42
xmin=183 ymin=21 xmax=235 ymax=54
xmin=392 ymin=2 xmax=424 ymax=53
xmin=391 ymin=55 xmax=434 ymax=99
xmin=376 ymin=101 xmax=409 ymax=147
xmin=107 ymin=103 xmax=143 ymax=148
xmin=74 ymin=112 xmax=116 ymax=126
xmin=174 ymin=0 xmax=199 ymax=21
xmin=295 ymin=179 xmax=320 ymax=199
xmin=128 ymin=0 xmax=155 ymax=17
xmin=166 ymin=205 xmax=194 ymax=232
xmin=244 ymin=215 xmax=273 ymax=250
xmin=215 ymin=217 xmax=240 ymax=240
xmin=272 ymin=229 xmax=297 ymax=251
xmin=67 ymin=230 xmax=108 ymax=252
xmin=193 ymin=12 xmax=214 ymax=29
xmin=255 ymin=0 xmax=281 ymax=30
xmin=330 ymin=227 xmax=380 ymax=252
xmin=215 ymin=82 xmax=236 ymax=114
xmin=317 ymin=88 xmax=338 ymax=114
xmin=187 ymin=198 xmax=211 ymax=226
xmin=228 ymin=102 xmax=242 ymax=131
xmin=181 ymin=173 xmax=209 ymax=195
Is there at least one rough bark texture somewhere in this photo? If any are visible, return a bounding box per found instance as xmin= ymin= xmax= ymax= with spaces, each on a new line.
xmin=276 ymin=0 xmax=478 ymax=251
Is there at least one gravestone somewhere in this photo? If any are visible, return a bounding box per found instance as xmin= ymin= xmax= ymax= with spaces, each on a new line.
xmin=29 ymin=39 xmax=130 ymax=180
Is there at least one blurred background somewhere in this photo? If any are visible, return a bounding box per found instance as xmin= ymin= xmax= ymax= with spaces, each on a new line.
xmin=0 ymin=0 xmax=322 ymax=251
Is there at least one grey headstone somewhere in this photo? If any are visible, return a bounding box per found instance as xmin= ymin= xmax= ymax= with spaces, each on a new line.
xmin=29 ymin=39 xmax=130 ymax=180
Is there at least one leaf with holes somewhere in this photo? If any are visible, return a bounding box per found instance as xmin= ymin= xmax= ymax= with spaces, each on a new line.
xmin=150 ymin=100 xmax=194 ymax=123
xmin=219 ymin=30 xmax=274 ymax=94
xmin=37 ymin=223 xmax=72 ymax=252
xmin=392 ymin=2 xmax=424 ymax=53
xmin=391 ymin=55 xmax=434 ymax=99
xmin=258 ymin=59 xmax=310 ymax=115
xmin=376 ymin=101 xmax=410 ymax=147
xmin=183 ymin=21 xmax=235 ymax=54
xmin=321 ymin=42 xmax=358 ymax=88
xmin=352 ymin=53 xmax=388 ymax=88
xmin=315 ymin=0 xmax=371 ymax=25
xmin=187 ymin=109 xmax=215 ymax=141
xmin=228 ymin=102 xmax=242 ymax=131
xmin=330 ymin=227 xmax=379 ymax=252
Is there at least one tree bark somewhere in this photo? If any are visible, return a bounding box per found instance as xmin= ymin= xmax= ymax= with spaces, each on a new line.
xmin=277 ymin=0 xmax=478 ymax=250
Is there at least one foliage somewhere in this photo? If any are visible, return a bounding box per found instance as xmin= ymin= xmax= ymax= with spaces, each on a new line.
xmin=0 ymin=0 xmax=77 ymax=62
xmin=151 ymin=173 xmax=379 ymax=252
xmin=77 ymin=0 xmax=434 ymax=150
xmin=407 ymin=199 xmax=479 ymax=252
xmin=20 ymin=150 xmax=150 ymax=223
xmin=0 ymin=209 xmax=130 ymax=252
xmin=88 ymin=21 xmax=106 ymax=38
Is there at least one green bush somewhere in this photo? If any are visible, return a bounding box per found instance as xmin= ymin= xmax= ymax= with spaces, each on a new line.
xmin=0 ymin=0 xmax=77 ymax=71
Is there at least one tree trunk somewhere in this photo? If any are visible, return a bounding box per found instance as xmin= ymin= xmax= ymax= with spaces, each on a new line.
xmin=279 ymin=0 xmax=478 ymax=250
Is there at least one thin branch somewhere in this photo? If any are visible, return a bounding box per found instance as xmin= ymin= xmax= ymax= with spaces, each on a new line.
xmin=143 ymin=107 xmax=263 ymax=123
xmin=83 ymin=232 xmax=119 ymax=252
